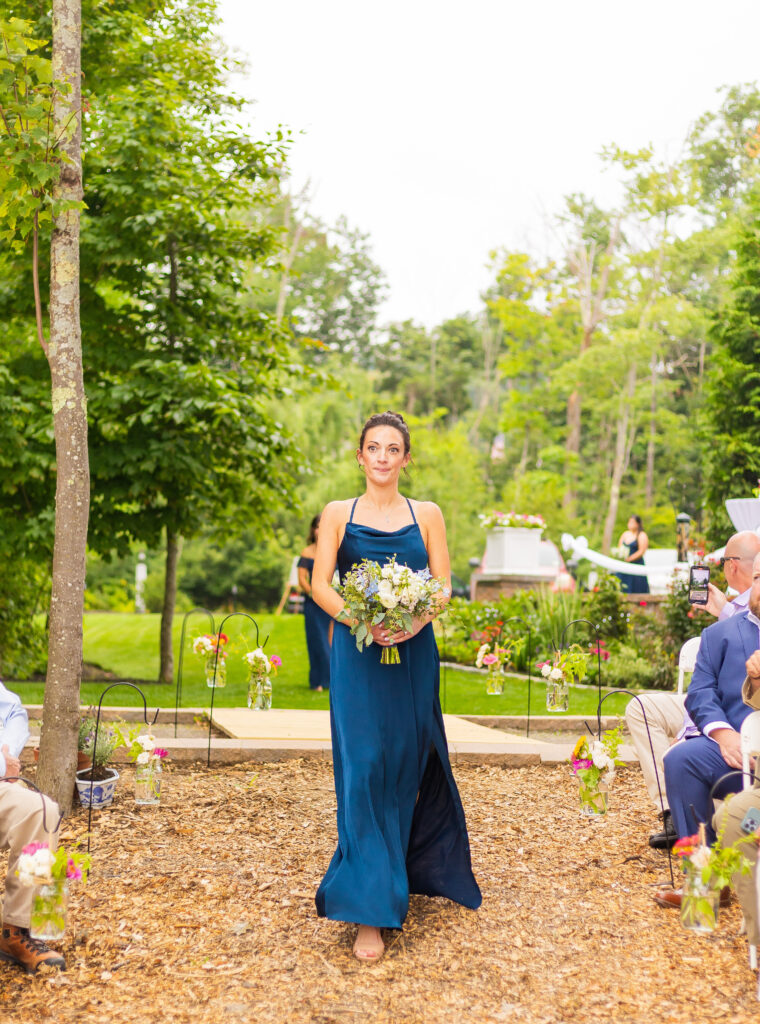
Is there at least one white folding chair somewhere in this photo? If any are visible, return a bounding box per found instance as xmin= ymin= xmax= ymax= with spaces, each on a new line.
xmin=739 ymin=711 xmax=760 ymax=980
xmin=676 ymin=636 xmax=702 ymax=695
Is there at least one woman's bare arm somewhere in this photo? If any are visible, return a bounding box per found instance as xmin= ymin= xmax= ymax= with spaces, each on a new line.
xmin=628 ymin=531 xmax=649 ymax=561
xmin=311 ymin=502 xmax=347 ymax=620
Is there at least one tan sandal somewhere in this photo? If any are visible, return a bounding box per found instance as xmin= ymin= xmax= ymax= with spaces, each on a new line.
xmin=353 ymin=926 xmax=384 ymax=962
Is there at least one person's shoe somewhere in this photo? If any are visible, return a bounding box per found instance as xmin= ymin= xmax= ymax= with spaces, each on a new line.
xmin=653 ymin=886 xmax=732 ymax=910
xmin=648 ymin=810 xmax=678 ymax=850
xmin=353 ymin=926 xmax=384 ymax=963
xmin=0 ymin=925 xmax=66 ymax=973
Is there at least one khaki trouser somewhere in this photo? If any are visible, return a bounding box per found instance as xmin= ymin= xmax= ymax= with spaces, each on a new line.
xmin=0 ymin=782 xmax=60 ymax=928
xmin=714 ymin=788 xmax=760 ymax=946
xmin=625 ymin=692 xmax=686 ymax=812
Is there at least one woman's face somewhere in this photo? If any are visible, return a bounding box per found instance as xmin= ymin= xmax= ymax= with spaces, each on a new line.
xmin=357 ymin=426 xmax=409 ymax=483
xmin=627 ymin=516 xmax=638 ymax=532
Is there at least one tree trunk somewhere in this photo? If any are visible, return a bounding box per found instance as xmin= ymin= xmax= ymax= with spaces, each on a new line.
xmin=601 ymin=363 xmax=637 ymax=553
xmin=37 ymin=0 xmax=87 ymax=814
xmin=645 ymin=353 xmax=658 ymax=508
xmin=159 ymin=530 xmax=181 ymax=685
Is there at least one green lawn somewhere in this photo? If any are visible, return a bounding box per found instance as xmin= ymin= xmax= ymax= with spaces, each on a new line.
xmin=8 ymin=612 xmax=632 ymax=717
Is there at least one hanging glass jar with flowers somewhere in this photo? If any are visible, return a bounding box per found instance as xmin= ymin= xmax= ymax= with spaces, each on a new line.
xmin=569 ymin=726 xmax=624 ymax=816
xmin=193 ymin=633 xmax=229 ymax=687
xmin=244 ymin=648 xmax=282 ymax=710
xmin=674 ymin=823 xmax=752 ymax=934
xmin=475 ymin=639 xmax=512 ymax=695
xmin=538 ymin=644 xmax=589 ymax=713
xmin=17 ymin=841 xmax=91 ymax=942
xmin=126 ymin=733 xmax=168 ymax=805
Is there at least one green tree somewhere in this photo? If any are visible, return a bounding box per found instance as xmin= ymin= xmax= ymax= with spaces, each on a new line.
xmin=703 ymin=193 xmax=760 ymax=543
xmin=0 ymin=11 xmax=88 ymax=811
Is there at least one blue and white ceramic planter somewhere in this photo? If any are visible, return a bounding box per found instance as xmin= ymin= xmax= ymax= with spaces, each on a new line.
xmin=75 ymin=767 xmax=119 ymax=809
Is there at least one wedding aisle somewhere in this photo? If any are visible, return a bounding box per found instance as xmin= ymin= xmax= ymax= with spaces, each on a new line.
xmin=0 ymin=761 xmax=753 ymax=1023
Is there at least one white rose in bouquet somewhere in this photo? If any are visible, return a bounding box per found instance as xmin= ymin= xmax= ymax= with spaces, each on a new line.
xmin=377 ymin=580 xmax=398 ymax=609
xmin=549 ymin=667 xmax=563 ymax=681
xmin=476 ymin=643 xmax=489 ymax=669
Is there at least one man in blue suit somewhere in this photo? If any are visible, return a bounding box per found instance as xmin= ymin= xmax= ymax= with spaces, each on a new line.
xmin=662 ymin=550 xmax=760 ymax=846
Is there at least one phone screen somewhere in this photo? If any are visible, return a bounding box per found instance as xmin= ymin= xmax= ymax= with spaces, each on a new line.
xmin=689 ymin=565 xmax=710 ymax=605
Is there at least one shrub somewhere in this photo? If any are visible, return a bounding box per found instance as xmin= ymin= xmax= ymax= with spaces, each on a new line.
xmin=0 ymin=561 xmax=48 ymax=679
xmin=583 ymin=572 xmax=630 ymax=640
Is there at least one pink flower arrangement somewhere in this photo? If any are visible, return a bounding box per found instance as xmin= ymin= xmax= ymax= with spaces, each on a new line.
xmin=270 ymin=655 xmax=282 ymax=669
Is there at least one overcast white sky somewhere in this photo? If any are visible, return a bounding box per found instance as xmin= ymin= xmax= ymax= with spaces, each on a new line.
xmin=217 ymin=0 xmax=760 ymax=327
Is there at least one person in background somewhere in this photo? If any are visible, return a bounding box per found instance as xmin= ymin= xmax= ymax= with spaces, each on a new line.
xmin=298 ymin=515 xmax=331 ymax=692
xmin=626 ymin=530 xmax=760 ymax=850
xmin=0 ymin=681 xmax=65 ymax=973
xmin=616 ymin=514 xmax=650 ymax=594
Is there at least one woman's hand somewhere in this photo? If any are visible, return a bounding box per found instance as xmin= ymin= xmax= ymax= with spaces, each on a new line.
xmin=372 ymin=616 xmax=428 ymax=646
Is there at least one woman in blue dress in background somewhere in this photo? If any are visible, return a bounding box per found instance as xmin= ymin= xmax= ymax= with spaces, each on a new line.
xmin=616 ymin=514 xmax=650 ymax=594
xmin=311 ymin=411 xmax=481 ymax=962
xmin=298 ymin=515 xmax=331 ymax=692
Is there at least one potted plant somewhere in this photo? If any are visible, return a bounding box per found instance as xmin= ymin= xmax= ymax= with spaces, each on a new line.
xmin=538 ymin=643 xmax=589 ymax=712
xmin=34 ymin=711 xmax=98 ymax=769
xmin=75 ymin=720 xmax=136 ymax=809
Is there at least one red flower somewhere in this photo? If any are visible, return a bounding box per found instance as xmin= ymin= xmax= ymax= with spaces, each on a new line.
xmin=687 ymin=610 xmax=694 ymax=619
xmin=593 ymin=586 xmax=599 ymax=592
xmin=639 ymin=601 xmax=647 ymax=607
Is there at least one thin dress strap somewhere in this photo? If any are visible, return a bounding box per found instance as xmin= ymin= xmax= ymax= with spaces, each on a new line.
xmin=405 ymin=496 xmax=417 ymax=525
xmin=348 ymin=498 xmax=359 ymax=523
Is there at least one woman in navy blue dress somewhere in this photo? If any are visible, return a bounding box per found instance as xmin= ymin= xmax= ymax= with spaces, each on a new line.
xmin=298 ymin=515 xmax=331 ymax=691
xmin=311 ymin=411 xmax=481 ymax=962
xmin=616 ymin=514 xmax=650 ymax=594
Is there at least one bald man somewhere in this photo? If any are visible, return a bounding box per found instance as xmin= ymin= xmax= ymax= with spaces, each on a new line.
xmin=625 ymin=531 xmax=760 ymax=850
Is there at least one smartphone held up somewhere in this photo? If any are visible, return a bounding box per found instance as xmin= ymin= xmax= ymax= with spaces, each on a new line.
xmin=688 ymin=564 xmax=710 ymax=605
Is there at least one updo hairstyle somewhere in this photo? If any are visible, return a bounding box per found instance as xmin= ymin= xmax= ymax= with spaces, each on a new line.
xmin=358 ymin=411 xmax=411 ymax=454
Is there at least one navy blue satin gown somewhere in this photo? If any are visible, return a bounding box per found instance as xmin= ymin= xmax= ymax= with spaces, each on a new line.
xmin=617 ymin=537 xmax=650 ymax=594
xmin=315 ymin=497 xmax=482 ymax=928
xmin=298 ymin=556 xmax=331 ymax=690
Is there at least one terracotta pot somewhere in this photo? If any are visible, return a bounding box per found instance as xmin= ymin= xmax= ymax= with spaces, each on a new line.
xmin=33 ymin=748 xmax=93 ymax=770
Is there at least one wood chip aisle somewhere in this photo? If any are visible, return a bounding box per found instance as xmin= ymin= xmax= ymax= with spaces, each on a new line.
xmin=0 ymin=762 xmax=756 ymax=1023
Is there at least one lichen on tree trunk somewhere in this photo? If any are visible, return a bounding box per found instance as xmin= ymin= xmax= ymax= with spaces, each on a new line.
xmin=37 ymin=0 xmax=88 ymax=815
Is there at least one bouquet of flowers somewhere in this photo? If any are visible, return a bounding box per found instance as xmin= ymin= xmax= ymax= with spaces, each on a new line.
xmin=193 ymin=633 xmax=229 ymax=687
xmin=475 ymin=640 xmax=513 ymax=695
xmin=18 ymin=841 xmax=91 ymax=940
xmin=17 ymin=842 xmax=90 ymax=888
xmin=337 ymin=555 xmax=449 ymax=665
xmin=478 ymin=510 xmax=546 ymax=531
xmin=570 ymin=725 xmax=625 ymax=815
xmin=124 ymin=733 xmax=168 ymax=804
xmin=611 ymin=545 xmax=628 ymax=560
xmin=538 ymin=644 xmax=589 ymax=712
xmin=244 ymin=648 xmax=282 ymax=710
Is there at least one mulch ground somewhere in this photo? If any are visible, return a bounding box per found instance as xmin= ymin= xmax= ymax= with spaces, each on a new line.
xmin=0 ymin=760 xmax=757 ymax=1024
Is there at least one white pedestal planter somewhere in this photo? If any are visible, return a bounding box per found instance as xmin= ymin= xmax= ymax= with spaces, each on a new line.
xmin=484 ymin=527 xmax=543 ymax=573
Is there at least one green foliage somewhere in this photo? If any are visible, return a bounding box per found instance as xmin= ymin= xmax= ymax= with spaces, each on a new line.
xmin=662 ymin=577 xmax=709 ymax=653
xmin=0 ymin=17 xmax=82 ymax=248
xmin=584 ymin=572 xmax=630 ymax=640
xmin=142 ymin=573 xmax=193 ymax=616
xmin=0 ymin=560 xmax=48 ymax=678
xmin=703 ymin=192 xmax=760 ymax=545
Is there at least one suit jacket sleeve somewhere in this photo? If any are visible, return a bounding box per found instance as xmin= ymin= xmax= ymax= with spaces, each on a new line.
xmin=685 ymin=627 xmax=732 ymax=733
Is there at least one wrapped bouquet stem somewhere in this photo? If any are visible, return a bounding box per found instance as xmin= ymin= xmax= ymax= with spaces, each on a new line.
xmin=337 ymin=555 xmax=449 ymax=666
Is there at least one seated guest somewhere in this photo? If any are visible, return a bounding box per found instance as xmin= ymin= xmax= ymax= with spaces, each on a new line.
xmin=710 ymin=646 xmax=760 ymax=943
xmin=626 ymin=531 xmax=760 ymax=849
xmin=654 ymin=552 xmax=760 ymax=908
xmin=0 ymin=681 xmax=64 ymax=973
